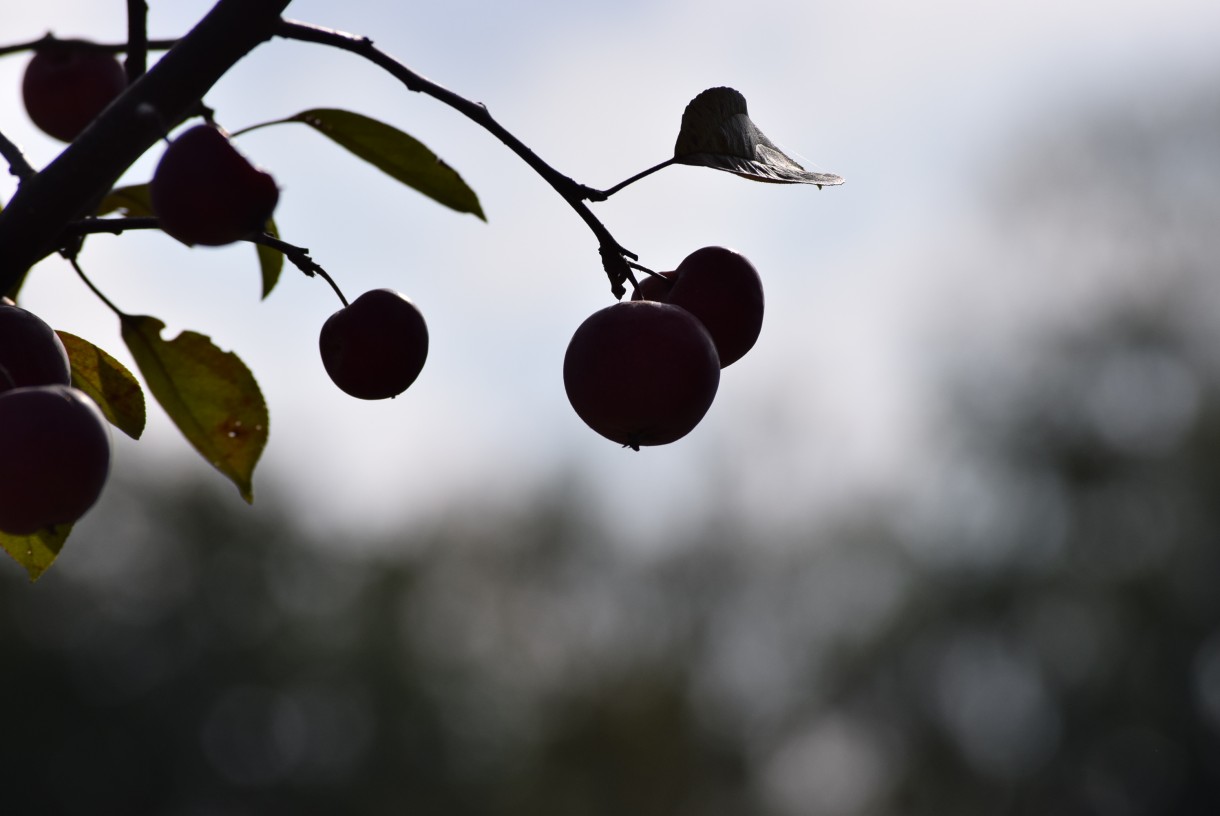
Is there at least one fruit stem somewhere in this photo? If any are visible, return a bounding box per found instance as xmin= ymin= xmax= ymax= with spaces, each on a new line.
xmin=67 ymin=255 xmax=129 ymax=320
xmin=247 ymin=232 xmax=348 ymax=307
xmin=623 ymin=260 xmax=662 ymax=295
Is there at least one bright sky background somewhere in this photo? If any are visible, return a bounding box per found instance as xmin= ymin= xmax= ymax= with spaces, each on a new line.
xmin=4 ymin=0 xmax=1220 ymax=545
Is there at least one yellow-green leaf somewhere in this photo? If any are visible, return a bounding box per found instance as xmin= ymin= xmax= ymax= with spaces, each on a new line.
xmin=674 ymin=87 xmax=844 ymax=187
xmin=120 ymin=315 xmax=268 ymax=502
xmin=287 ymin=108 xmax=485 ymax=220
xmin=56 ymin=330 xmax=146 ymax=440
xmin=256 ymin=218 xmax=283 ymax=299
xmin=95 ymin=183 xmax=154 ymax=217
xmin=1 ymin=524 xmax=71 ymax=582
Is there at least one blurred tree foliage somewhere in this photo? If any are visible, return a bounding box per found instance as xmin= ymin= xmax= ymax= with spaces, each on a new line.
xmin=3 ymin=84 xmax=1220 ymax=815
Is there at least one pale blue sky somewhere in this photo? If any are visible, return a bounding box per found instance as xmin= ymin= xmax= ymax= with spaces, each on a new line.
xmin=3 ymin=0 xmax=1220 ymax=543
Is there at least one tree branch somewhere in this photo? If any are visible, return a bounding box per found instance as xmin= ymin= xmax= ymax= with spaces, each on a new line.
xmin=274 ymin=19 xmax=637 ymax=297
xmin=0 ymin=0 xmax=294 ymax=296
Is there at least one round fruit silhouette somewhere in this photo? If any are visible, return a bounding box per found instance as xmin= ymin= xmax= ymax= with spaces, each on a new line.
xmin=0 ymin=385 xmax=111 ymax=535
xmin=563 ymin=300 xmax=720 ymax=449
xmin=632 ymin=270 xmax=677 ymax=303
xmin=22 ymin=42 xmax=126 ymax=142
xmin=319 ymin=289 xmax=429 ymax=400
xmin=150 ymin=124 xmax=279 ymax=247
xmin=0 ymin=302 xmax=71 ymax=393
xmin=632 ymin=247 xmax=764 ymax=368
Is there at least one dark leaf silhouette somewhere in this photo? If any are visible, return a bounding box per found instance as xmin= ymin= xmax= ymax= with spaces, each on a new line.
xmin=674 ymin=87 xmax=843 ymax=188
xmin=279 ymin=109 xmax=486 ymax=220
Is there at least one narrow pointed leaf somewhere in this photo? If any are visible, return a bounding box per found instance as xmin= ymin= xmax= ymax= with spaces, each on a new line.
xmin=98 ymin=184 xmax=280 ymax=299
xmin=120 ymin=316 xmax=268 ymax=502
xmin=285 ymin=108 xmax=485 ymax=219
xmin=56 ymin=331 xmax=146 ymax=440
xmin=1 ymin=524 xmax=71 ymax=582
xmin=674 ymin=87 xmax=844 ymax=187
xmin=256 ymin=218 xmax=283 ymax=299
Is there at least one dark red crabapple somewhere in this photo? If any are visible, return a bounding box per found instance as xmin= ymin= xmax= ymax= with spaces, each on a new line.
xmin=563 ymin=300 xmax=720 ymax=449
xmin=320 ymin=289 xmax=429 ymax=400
xmin=150 ymin=124 xmax=279 ymax=247
xmin=22 ymin=42 xmax=127 ymax=142
xmin=631 ymin=270 xmax=677 ymax=303
xmin=633 ymin=246 xmax=764 ymax=368
xmin=0 ymin=301 xmax=71 ymax=393
xmin=0 ymin=385 xmax=111 ymax=535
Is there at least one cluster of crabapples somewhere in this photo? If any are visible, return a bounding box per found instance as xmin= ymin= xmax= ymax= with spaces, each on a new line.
xmin=145 ymin=124 xmax=430 ymax=400
xmin=2 ymin=41 xmax=766 ymax=534
xmin=564 ymin=246 xmax=764 ymax=450
xmin=20 ymin=40 xmax=429 ymax=400
xmin=0 ymin=301 xmax=111 ymax=535
xmin=1 ymin=43 xmax=429 ymax=534
xmin=149 ymin=123 xmax=430 ymax=399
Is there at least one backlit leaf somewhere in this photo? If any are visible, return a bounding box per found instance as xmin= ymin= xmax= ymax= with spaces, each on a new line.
xmin=674 ymin=87 xmax=844 ymax=187
xmin=56 ymin=331 xmax=146 ymax=440
xmin=1 ymin=524 xmax=71 ymax=582
xmin=120 ymin=315 xmax=268 ymax=502
xmin=285 ymin=108 xmax=485 ymax=220
xmin=95 ymin=183 xmax=154 ymax=217
xmin=257 ymin=218 xmax=283 ymax=299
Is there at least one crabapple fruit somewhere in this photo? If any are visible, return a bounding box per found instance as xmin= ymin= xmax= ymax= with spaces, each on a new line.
xmin=150 ymin=124 xmax=279 ymax=247
xmin=22 ymin=42 xmax=126 ymax=142
xmin=631 ymin=270 xmax=677 ymax=303
xmin=633 ymin=247 xmax=764 ymax=368
xmin=319 ymin=289 xmax=429 ymax=400
xmin=563 ymin=300 xmax=720 ymax=449
xmin=0 ymin=301 xmax=71 ymax=393
xmin=0 ymin=385 xmax=111 ymax=535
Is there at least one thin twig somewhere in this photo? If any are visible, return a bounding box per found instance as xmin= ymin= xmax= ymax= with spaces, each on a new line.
xmin=67 ymin=216 xmax=158 ymax=237
xmin=0 ymin=33 xmax=178 ymax=58
xmin=124 ymin=0 xmax=151 ymax=82
xmin=274 ymin=19 xmax=638 ymax=298
xmin=584 ymin=158 xmax=678 ymax=202
xmin=65 ymin=217 xmax=347 ymax=305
